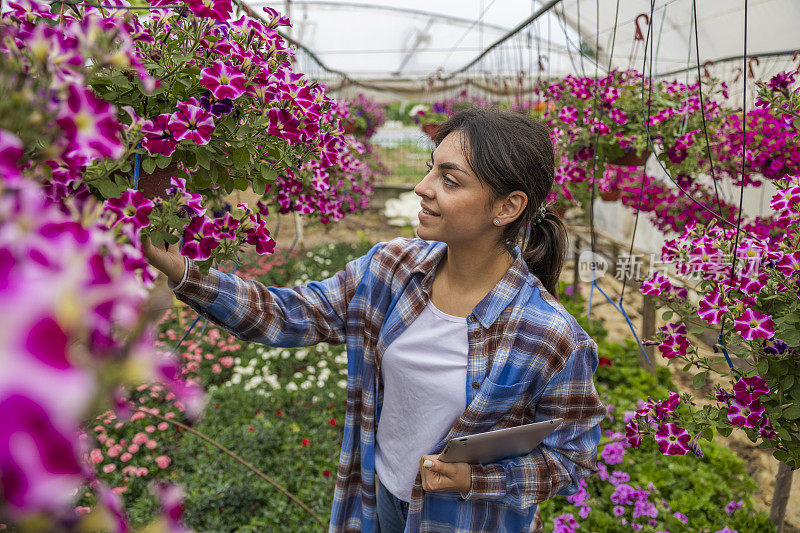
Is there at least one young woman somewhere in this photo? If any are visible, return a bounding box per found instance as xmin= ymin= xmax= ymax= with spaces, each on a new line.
xmin=144 ymin=108 xmax=605 ymax=533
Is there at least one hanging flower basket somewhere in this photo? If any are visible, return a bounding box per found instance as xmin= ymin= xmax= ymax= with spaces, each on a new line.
xmin=609 ymin=149 xmax=651 ymax=167
xmin=421 ymin=122 xmax=440 ymax=141
xmin=342 ymin=120 xmax=357 ymax=135
xmin=137 ymin=162 xmax=183 ymax=201
xmin=600 ymin=187 xmax=622 ymax=202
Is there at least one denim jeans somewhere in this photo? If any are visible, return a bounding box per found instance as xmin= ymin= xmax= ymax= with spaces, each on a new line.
xmin=376 ymin=477 xmax=409 ymax=533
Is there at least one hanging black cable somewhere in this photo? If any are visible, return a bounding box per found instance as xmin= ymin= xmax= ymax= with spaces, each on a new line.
xmin=692 ymin=0 xmax=724 ymax=216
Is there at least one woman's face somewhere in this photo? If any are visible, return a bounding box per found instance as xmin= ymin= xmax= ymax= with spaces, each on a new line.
xmin=413 ymin=131 xmax=497 ymax=245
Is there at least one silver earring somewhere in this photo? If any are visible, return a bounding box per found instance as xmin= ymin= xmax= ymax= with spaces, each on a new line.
xmin=494 ymin=219 xmax=500 ymax=225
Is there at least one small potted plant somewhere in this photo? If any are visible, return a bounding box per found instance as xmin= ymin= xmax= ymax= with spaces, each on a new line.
xmin=345 ymin=93 xmax=387 ymax=140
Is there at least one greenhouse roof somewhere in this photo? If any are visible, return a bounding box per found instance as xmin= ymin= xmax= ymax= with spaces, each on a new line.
xmin=250 ymin=0 xmax=800 ymax=100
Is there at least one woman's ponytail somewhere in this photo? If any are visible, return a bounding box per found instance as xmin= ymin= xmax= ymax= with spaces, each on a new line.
xmin=520 ymin=208 xmax=567 ymax=297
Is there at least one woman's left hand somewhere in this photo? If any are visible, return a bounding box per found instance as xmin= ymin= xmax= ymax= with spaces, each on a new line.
xmin=419 ymin=455 xmax=472 ymax=493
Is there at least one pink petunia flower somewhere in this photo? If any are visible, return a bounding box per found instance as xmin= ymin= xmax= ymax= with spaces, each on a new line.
xmin=654 ymin=423 xmax=690 ymax=455
xmin=245 ymin=223 xmax=276 ymax=255
xmin=199 ymin=61 xmax=247 ymax=100
xmin=698 ymin=290 xmax=727 ymax=325
xmin=184 ymin=0 xmax=232 ymax=21
xmin=214 ymin=213 xmax=240 ymax=239
xmin=727 ymin=399 xmax=764 ymax=429
xmin=181 ymin=216 xmax=221 ymax=261
xmin=104 ymin=189 xmax=154 ymax=229
xmin=0 ymin=130 xmax=24 ymax=180
xmin=733 ymin=309 xmax=775 ymax=340
xmin=141 ymin=114 xmax=179 ymax=157
xmin=57 ymin=84 xmax=124 ymax=164
xmin=168 ymin=101 xmax=215 ymax=145
xmin=732 ymin=375 xmax=769 ymax=405
xmin=658 ymin=334 xmax=689 ymax=359
xmin=775 ymin=251 xmax=800 ymax=278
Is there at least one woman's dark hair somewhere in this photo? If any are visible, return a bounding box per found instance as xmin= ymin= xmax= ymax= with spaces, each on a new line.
xmin=434 ymin=108 xmax=567 ymax=297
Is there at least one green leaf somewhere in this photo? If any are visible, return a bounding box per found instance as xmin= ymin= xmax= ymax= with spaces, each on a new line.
xmin=783 ymin=404 xmax=800 ymax=420
xmin=196 ymin=149 xmax=211 ymax=170
xmin=661 ymin=310 xmax=674 ymax=321
xmin=756 ymin=360 xmax=769 ymax=376
xmin=260 ymin=164 xmax=278 ymax=182
xmin=233 ymin=178 xmax=248 ymax=191
xmin=782 ymin=374 xmax=795 ymax=390
xmin=718 ymin=426 xmax=733 ymax=437
xmin=692 ymin=372 xmax=707 ymax=389
xmin=252 ymin=178 xmax=266 ymax=196
xmin=774 ymin=449 xmax=790 ymax=463
xmin=94 ymin=179 xmax=121 ymax=199
xmin=141 ymin=157 xmax=157 ymax=175
xmin=156 ymin=155 xmax=172 ymax=169
xmin=223 ymin=180 xmax=234 ymax=194
xmin=231 ymin=147 xmax=250 ymax=169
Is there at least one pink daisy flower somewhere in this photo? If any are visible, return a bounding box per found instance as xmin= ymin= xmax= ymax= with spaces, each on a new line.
xmin=733 ymin=309 xmax=775 ymax=340
xmin=654 ymin=423 xmax=690 ymax=455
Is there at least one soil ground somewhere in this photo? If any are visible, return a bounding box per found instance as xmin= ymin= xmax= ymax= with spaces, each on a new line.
xmin=257 ymin=208 xmax=799 ymax=532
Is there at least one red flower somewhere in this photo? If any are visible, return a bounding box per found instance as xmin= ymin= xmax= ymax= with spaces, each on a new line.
xmin=248 ymin=426 xmax=254 ymax=431
xmin=301 ymin=438 xmax=310 ymax=446
xmin=329 ymin=418 xmax=337 ymax=426
xmin=598 ymin=356 xmax=613 ymax=367
xmin=276 ymin=410 xmax=283 ymax=417
xmin=323 ymin=470 xmax=331 ymax=477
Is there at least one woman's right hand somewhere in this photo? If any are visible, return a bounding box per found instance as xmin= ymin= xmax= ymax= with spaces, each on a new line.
xmin=141 ymin=236 xmax=186 ymax=284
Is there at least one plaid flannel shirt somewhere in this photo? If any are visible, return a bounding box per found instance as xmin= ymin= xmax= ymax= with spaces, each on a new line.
xmin=172 ymin=237 xmax=605 ymax=533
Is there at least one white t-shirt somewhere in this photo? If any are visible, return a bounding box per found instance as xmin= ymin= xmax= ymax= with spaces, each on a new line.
xmin=375 ymin=299 xmax=469 ymax=502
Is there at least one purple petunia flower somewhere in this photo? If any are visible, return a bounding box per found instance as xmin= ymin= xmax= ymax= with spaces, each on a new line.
xmin=613 ymin=505 xmax=625 ymax=517
xmin=698 ymin=289 xmax=727 ymax=324
xmin=267 ymin=107 xmax=303 ymax=145
xmin=732 ymin=375 xmax=769 ymax=405
xmin=214 ymin=213 xmax=240 ymax=239
xmin=141 ymin=114 xmax=179 ymax=157
xmin=733 ymin=309 xmax=776 ymax=340
xmin=725 ymin=500 xmax=743 ymax=515
xmin=185 ymin=0 xmax=232 ymax=21
xmin=180 ymin=216 xmax=221 ymax=260
xmin=199 ymin=93 xmax=234 ymax=117
xmin=763 ymin=338 xmax=788 ymax=356
xmin=168 ymin=101 xmax=215 ymax=145
xmin=659 ymin=334 xmax=689 ymax=359
xmin=0 ymin=130 xmax=23 ymax=180
xmin=57 ymin=84 xmax=124 ymax=164
xmin=199 ymin=61 xmax=247 ymax=100
xmin=727 ymin=399 xmax=764 ymax=429
xmin=767 ymin=71 xmax=796 ymax=92
xmin=104 ymin=189 xmax=154 ymax=229
xmin=654 ymin=423 xmax=690 ymax=455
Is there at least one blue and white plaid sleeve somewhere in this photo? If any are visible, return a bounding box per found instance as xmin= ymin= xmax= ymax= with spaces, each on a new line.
xmin=171 ymin=242 xmax=382 ymax=347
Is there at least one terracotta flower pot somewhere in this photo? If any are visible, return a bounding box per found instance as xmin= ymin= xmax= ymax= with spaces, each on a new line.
xmin=137 ymin=162 xmax=183 ymax=201
xmin=609 ymin=149 xmax=650 ymax=167
xmin=600 ymin=187 xmax=622 ymax=202
xmin=421 ymin=122 xmax=440 ymax=141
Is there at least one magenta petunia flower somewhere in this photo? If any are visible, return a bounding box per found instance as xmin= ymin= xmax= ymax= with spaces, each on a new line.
xmin=104 ymin=189 xmax=154 ymax=229
xmin=214 ymin=212 xmax=240 ymax=239
xmin=141 ymin=114 xmax=179 ymax=157
xmin=180 ymin=216 xmax=221 ymax=261
xmin=769 ymin=185 xmax=800 ymax=214
xmin=775 ymin=251 xmax=800 ymax=278
xmin=558 ymin=106 xmax=578 ymax=124
xmin=698 ymin=290 xmax=727 ymax=324
xmin=245 ymin=223 xmax=276 ymax=255
xmin=658 ymin=333 xmax=689 ymax=359
xmin=168 ymin=101 xmax=215 ymax=145
xmin=641 ymin=271 xmax=671 ymax=296
xmin=0 ymin=130 xmax=23 ymax=180
xmin=57 ymin=84 xmax=124 ymax=163
xmin=727 ymin=399 xmax=764 ymax=429
xmin=267 ymin=107 xmax=303 ymax=145
xmin=199 ymin=61 xmax=247 ymax=100
xmin=167 ymin=178 xmax=205 ymax=217
xmin=733 ymin=309 xmax=775 ymax=340
xmin=654 ymin=423 xmax=690 ymax=455
xmin=732 ymin=375 xmax=769 ymax=406
xmin=625 ymin=419 xmax=642 ymax=448
xmin=184 ymin=0 xmax=231 ymax=21
xmin=725 ymin=499 xmax=743 ymax=516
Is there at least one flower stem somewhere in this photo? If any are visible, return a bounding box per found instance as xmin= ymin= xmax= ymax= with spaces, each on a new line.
xmin=138 ymin=407 xmax=327 ymax=529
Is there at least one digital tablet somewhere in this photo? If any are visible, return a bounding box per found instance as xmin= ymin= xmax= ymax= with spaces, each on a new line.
xmin=438 ymin=418 xmax=563 ymax=465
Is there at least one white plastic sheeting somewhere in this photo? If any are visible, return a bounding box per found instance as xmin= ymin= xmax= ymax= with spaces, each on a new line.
xmin=250 ymin=0 xmax=799 ymax=101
